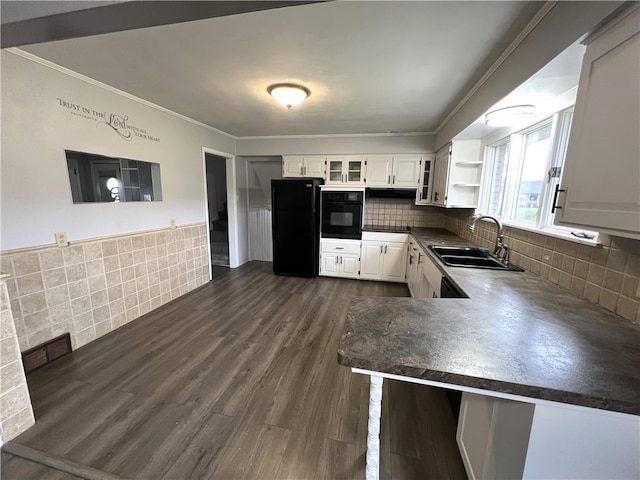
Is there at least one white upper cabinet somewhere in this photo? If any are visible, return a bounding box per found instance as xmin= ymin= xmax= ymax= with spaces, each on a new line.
xmin=366 ymin=156 xmax=421 ymax=188
xmin=553 ymin=7 xmax=640 ymax=239
xmin=415 ymin=154 xmax=436 ymax=205
xmin=325 ymin=156 xmax=366 ymax=185
xmin=431 ymin=140 xmax=483 ymax=208
xmin=392 ymin=156 xmax=421 ymax=188
xmin=282 ymin=156 xmax=326 ymax=178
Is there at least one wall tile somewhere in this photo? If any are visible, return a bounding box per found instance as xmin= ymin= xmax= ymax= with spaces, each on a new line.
xmin=117 ymin=238 xmax=132 ymax=254
xmin=38 ymin=250 xmax=64 ymax=271
xmin=1 ymin=406 xmax=35 ymax=442
xmin=68 ymin=279 xmax=90 ymax=300
xmin=443 ymin=211 xmax=640 ymax=324
xmin=66 ymin=263 xmax=87 ymax=282
xmin=49 ymin=301 xmax=72 ymax=323
xmin=62 ymin=246 xmax=85 ymax=266
xmin=16 ymin=273 xmax=44 ymax=297
xmin=621 ymin=275 xmax=639 ymax=299
xmin=83 ymin=243 xmax=104 ymax=261
xmin=92 ymin=304 xmax=111 ymax=324
xmin=616 ymin=297 xmax=639 ymax=322
xmin=0 ymin=337 xmax=19 ymax=365
xmin=599 ymin=289 xmax=619 ymax=312
xmin=102 ymin=240 xmax=118 ymax=257
xmin=86 ymin=260 xmax=105 ymax=278
xmin=12 ymin=254 xmax=41 ymax=276
xmin=20 ymin=291 xmax=47 ymax=316
xmin=603 ymin=270 xmax=624 ymax=292
xmin=71 ymin=296 xmax=92 ymax=317
xmin=1 ymin=225 xmax=209 ymax=359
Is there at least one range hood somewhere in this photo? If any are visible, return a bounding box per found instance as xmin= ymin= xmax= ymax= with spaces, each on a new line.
xmin=365 ymin=188 xmax=416 ymax=199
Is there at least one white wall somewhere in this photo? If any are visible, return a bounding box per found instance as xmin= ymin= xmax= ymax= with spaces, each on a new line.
xmin=236 ymin=134 xmax=435 ymax=156
xmin=0 ymin=50 xmax=236 ymax=251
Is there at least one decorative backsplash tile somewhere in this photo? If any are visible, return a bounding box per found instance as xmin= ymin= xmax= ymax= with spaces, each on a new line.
xmin=0 ymin=224 xmax=210 ymax=352
xmin=364 ymin=198 xmax=445 ymax=229
xmin=444 ymin=210 xmax=640 ymax=324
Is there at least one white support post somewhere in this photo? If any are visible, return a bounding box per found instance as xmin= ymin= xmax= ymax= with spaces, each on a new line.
xmin=366 ymin=375 xmax=384 ymax=480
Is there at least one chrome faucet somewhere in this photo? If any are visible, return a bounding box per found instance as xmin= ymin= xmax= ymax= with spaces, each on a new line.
xmin=469 ymin=215 xmax=509 ymax=264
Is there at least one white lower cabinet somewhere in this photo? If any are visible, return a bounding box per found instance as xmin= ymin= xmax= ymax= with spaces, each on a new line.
xmin=421 ymin=252 xmax=442 ymax=298
xmin=457 ymin=392 xmax=535 ymax=480
xmin=360 ymin=232 xmax=408 ymax=283
xmin=319 ymin=239 xmax=360 ymax=279
xmin=457 ymin=392 xmax=640 ymax=480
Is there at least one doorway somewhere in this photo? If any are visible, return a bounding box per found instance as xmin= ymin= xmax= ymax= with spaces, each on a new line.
xmin=205 ymin=153 xmax=230 ymax=275
xmin=246 ymin=157 xmax=282 ymax=261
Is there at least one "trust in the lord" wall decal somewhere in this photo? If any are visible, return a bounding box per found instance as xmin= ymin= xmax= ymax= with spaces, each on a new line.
xmin=56 ymin=97 xmax=161 ymax=143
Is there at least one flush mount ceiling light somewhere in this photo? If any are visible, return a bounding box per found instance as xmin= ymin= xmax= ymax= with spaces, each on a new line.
xmin=485 ymin=104 xmax=536 ymax=127
xmin=267 ymin=83 xmax=310 ymax=109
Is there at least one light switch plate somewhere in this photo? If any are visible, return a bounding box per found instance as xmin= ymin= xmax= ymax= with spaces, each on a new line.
xmin=55 ymin=232 xmax=68 ymax=247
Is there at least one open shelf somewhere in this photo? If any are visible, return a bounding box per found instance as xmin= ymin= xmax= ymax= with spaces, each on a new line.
xmin=455 ymin=161 xmax=483 ymax=166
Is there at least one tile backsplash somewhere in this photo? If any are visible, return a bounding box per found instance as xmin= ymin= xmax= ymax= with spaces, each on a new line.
xmin=0 ymin=224 xmax=210 ymax=352
xmin=364 ymin=198 xmax=445 ymax=229
xmin=444 ymin=210 xmax=640 ymax=324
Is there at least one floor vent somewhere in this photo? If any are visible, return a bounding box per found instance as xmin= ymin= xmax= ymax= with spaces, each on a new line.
xmin=22 ymin=333 xmax=72 ymax=374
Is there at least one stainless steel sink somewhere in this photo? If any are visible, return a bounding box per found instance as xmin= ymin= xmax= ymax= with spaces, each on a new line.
xmin=429 ymin=245 xmax=524 ymax=271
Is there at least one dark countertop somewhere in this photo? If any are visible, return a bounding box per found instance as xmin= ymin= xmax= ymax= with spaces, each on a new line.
xmin=338 ymin=228 xmax=640 ymax=415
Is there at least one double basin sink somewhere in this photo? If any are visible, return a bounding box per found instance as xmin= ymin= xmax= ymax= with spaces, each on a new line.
xmin=429 ymin=246 xmax=524 ymax=271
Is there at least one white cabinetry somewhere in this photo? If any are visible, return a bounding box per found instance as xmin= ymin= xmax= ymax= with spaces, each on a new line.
xmin=360 ymin=232 xmax=408 ymax=282
xmin=366 ymin=156 xmax=420 ymax=188
xmin=415 ymin=154 xmax=436 ymax=205
xmin=432 ymin=140 xmax=483 ymax=208
xmin=457 ymin=392 xmax=535 ymax=480
xmin=325 ymin=157 xmax=366 ymax=186
xmin=421 ymin=250 xmax=442 ymax=298
xmin=282 ymin=156 xmax=326 ymax=178
xmin=553 ymin=6 xmax=640 ymax=239
xmin=319 ymin=239 xmax=360 ymax=279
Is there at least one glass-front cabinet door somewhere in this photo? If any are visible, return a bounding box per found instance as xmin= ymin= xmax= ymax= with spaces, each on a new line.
xmin=325 ymin=157 xmax=366 ymax=185
xmin=415 ymin=154 xmax=435 ymax=205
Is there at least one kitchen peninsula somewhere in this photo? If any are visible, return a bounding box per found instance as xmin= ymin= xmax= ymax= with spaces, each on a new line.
xmin=338 ymin=229 xmax=640 ymax=480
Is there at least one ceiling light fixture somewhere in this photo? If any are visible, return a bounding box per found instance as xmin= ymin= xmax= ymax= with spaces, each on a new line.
xmin=267 ymin=83 xmax=310 ymax=109
xmin=485 ymin=104 xmax=536 ymax=127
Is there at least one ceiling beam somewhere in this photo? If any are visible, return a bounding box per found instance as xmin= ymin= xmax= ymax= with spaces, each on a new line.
xmin=1 ymin=1 xmax=322 ymax=48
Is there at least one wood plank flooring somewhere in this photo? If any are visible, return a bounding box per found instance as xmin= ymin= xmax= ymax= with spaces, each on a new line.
xmin=3 ymin=261 xmax=467 ymax=479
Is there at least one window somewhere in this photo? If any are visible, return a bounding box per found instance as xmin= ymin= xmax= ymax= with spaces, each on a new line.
xmin=479 ymin=107 xmax=598 ymax=241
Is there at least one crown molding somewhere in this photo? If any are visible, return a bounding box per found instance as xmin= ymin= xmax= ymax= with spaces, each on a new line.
xmin=6 ymin=48 xmax=238 ymax=141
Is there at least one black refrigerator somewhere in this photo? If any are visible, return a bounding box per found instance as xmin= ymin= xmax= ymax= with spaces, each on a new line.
xmin=272 ymin=178 xmax=323 ymax=277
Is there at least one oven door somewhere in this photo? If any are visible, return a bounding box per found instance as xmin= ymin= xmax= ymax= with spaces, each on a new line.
xmin=321 ymin=202 xmax=363 ymax=239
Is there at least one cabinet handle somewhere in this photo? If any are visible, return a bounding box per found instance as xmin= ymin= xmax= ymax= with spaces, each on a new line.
xmin=434 ymin=192 xmax=439 ymax=202
xmin=418 ymin=253 xmax=422 ymax=264
xmin=300 ymin=166 xmax=304 ymax=175
xmin=305 ymin=166 xmax=307 ymax=176
xmin=409 ymin=255 xmax=414 ymax=265
xmin=380 ymin=245 xmax=383 ymax=254
xmin=388 ymin=175 xmax=391 ymax=184
xmin=392 ymin=175 xmax=395 ymax=184
xmin=551 ymin=184 xmax=566 ymax=213
xmin=384 ymin=245 xmax=388 ymax=254
xmin=419 ymin=192 xmax=422 ymax=201
xmin=335 ymin=247 xmax=344 ymax=250
xmin=340 ymin=256 xmax=343 ymax=265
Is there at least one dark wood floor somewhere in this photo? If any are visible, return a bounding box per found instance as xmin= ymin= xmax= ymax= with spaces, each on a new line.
xmin=3 ymin=261 xmax=467 ymax=479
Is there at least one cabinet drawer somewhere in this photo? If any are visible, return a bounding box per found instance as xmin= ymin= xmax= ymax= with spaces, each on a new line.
xmin=321 ymin=240 xmax=361 ymax=254
xmin=362 ymin=232 xmax=408 ymax=243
